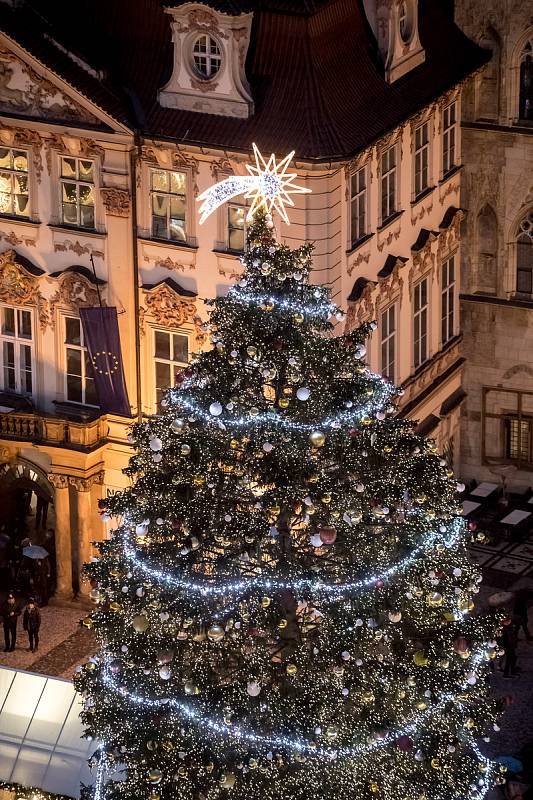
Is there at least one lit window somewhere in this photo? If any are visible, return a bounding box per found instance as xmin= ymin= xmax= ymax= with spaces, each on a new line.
xmin=505 ymin=415 xmax=532 ymax=463
xmin=228 ymin=199 xmax=247 ymax=252
xmin=413 ymin=278 xmax=429 ymax=369
xmin=193 ymin=35 xmax=221 ymax=80
xmin=442 ymin=102 xmax=457 ymax=176
xmin=519 ymin=41 xmax=533 ymax=122
xmin=517 ymin=212 xmax=533 ymax=294
xmin=380 ymin=304 xmax=396 ymax=383
xmin=154 ymin=330 xmax=189 ymax=408
xmin=151 ymin=170 xmax=187 ymax=242
xmin=350 ymin=167 xmax=367 ymax=245
xmin=441 ymin=255 xmax=455 ymax=345
xmin=0 ymin=306 xmax=33 ymax=395
xmin=0 ymin=148 xmax=29 ymax=218
xmin=380 ymin=147 xmax=397 ymax=223
xmin=414 ymin=121 xmax=430 ymax=197
xmin=60 ymin=157 xmax=95 ymax=228
xmin=65 ymin=317 xmax=97 ymax=405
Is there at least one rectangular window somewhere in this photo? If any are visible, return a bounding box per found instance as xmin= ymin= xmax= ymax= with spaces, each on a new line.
xmin=350 ymin=167 xmax=367 ymax=245
xmin=380 ymin=304 xmax=396 ymax=383
xmin=154 ymin=330 xmax=189 ymax=408
xmin=442 ymin=102 xmax=457 ymax=176
xmin=413 ymin=278 xmax=429 ymax=369
xmin=60 ymin=156 xmax=95 ymax=228
xmin=441 ymin=255 xmax=455 ymax=345
xmin=64 ymin=317 xmax=97 ymax=405
xmin=380 ymin=147 xmax=397 ymax=223
xmin=414 ymin=122 xmax=430 ymax=197
xmin=505 ymin=416 xmax=532 ymax=463
xmin=0 ymin=148 xmax=29 ymax=218
xmin=227 ymin=199 xmax=247 ymax=252
xmin=151 ymin=169 xmax=187 ymax=242
xmin=0 ymin=306 xmax=33 ymax=394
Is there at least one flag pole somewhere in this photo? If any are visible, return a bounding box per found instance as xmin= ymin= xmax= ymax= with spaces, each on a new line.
xmin=89 ymin=254 xmax=103 ymax=309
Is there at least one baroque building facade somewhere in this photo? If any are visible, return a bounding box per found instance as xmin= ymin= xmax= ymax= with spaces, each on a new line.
xmin=0 ymin=0 xmax=486 ymax=598
xmin=455 ymin=0 xmax=533 ymax=489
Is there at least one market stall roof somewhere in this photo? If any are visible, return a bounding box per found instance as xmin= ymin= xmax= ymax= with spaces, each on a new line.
xmin=0 ymin=667 xmax=96 ymax=799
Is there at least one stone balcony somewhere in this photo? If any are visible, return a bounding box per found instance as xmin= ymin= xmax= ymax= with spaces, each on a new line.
xmin=0 ymin=408 xmax=113 ymax=450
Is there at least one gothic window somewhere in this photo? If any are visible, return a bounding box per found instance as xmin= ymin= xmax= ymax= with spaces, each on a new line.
xmin=477 ymin=29 xmax=500 ymax=121
xmin=477 ymin=205 xmax=497 ymax=294
xmin=517 ymin=211 xmax=533 ymax=294
xmin=519 ymin=41 xmax=533 ymax=122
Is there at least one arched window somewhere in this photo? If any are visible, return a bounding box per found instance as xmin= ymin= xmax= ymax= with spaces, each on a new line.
xmin=517 ymin=211 xmax=533 ymax=294
xmin=477 ymin=28 xmax=500 ymax=121
xmin=476 ymin=204 xmax=498 ymax=293
xmin=519 ymin=41 xmax=533 ymax=122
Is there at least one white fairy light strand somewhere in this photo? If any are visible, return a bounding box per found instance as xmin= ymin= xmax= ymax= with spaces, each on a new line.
xmin=227 ymin=286 xmax=339 ymax=318
xmin=120 ymin=518 xmax=463 ymax=598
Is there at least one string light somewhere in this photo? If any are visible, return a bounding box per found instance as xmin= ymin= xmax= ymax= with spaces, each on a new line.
xmin=227 ymin=287 xmax=339 ymax=318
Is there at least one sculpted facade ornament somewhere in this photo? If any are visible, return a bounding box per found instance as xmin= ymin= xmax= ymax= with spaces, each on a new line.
xmin=0 ymin=229 xmax=36 ymax=247
xmin=69 ymin=473 xmax=105 ymax=492
xmin=399 ymin=338 xmax=462 ymax=410
xmin=0 ymin=49 xmax=99 ymax=124
xmin=409 ymin=234 xmax=437 ymax=297
xmin=101 ymin=187 xmax=131 ymax=217
xmin=48 ymin=473 xmax=69 ymax=490
xmin=345 ymin=281 xmax=376 ymax=332
xmin=377 ymin=219 xmax=402 ymax=252
xmin=44 ymin=134 xmax=105 ymax=174
xmin=0 ymin=250 xmax=49 ymax=330
xmin=143 ymin=254 xmax=191 ymax=272
xmin=49 ymin=271 xmax=104 ymax=325
xmin=53 ymin=239 xmax=104 ymax=259
xmin=0 ymin=124 xmax=44 ymax=182
xmin=139 ymin=282 xmax=198 ymax=335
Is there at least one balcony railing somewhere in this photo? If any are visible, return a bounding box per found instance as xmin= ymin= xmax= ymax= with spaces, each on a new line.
xmin=0 ymin=410 xmax=110 ymax=449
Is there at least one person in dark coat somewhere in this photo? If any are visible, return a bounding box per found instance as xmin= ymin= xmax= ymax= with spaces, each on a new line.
xmin=501 ymin=618 xmax=520 ymax=678
xmin=23 ymin=598 xmax=41 ymax=652
xmin=1 ymin=592 xmax=19 ymax=652
xmin=514 ymin=590 xmax=532 ymax=641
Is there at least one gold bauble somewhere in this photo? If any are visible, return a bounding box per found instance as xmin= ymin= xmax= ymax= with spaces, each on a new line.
xmin=286 ymin=663 xmax=298 ymax=675
xmin=261 ymin=597 xmax=271 ymax=608
xmin=426 ymin=592 xmax=443 ymax=607
xmin=109 ymin=601 xmax=121 ymax=613
xmin=464 ymin=717 xmax=475 ymax=729
xmin=219 ymin=772 xmax=236 ymax=789
xmin=249 ymin=758 xmax=258 ymax=769
xmin=325 ymin=725 xmax=339 ymax=740
xmin=309 ymin=431 xmax=326 ymax=447
xmin=184 ymin=680 xmax=199 ymax=695
xmin=370 ymin=783 xmax=379 ymax=794
xmin=278 ymin=398 xmax=290 ymax=409
xmin=82 ymin=616 xmax=93 ymax=629
xmin=431 ymin=759 xmax=440 ymax=770
xmin=207 ymin=624 xmax=225 ymax=642
xmin=361 ymin=416 xmax=372 ymax=426
xmin=132 ymin=614 xmax=150 ymax=633
xmin=171 ymin=418 xmax=186 ymax=433
xmin=181 ymin=444 xmax=191 ymax=456
xmin=282 ymin=386 xmax=293 ymax=396
xmin=193 ymin=475 xmax=205 ymax=486
xmin=161 ymin=740 xmax=173 ymax=752
xmin=293 ymin=313 xmax=304 ymax=324
xmin=246 ymin=346 xmax=258 ymax=359
xmin=413 ymin=651 xmax=428 ymax=667
xmin=277 ymin=618 xmax=288 ymax=629
xmin=415 ymin=699 xmax=428 ymax=710
xmin=361 ymin=689 xmax=375 ymax=704
xmin=148 ymin=769 xmax=163 ymax=784
xmin=458 ymin=598 xmax=475 ymax=614
xmin=249 ymin=407 xmax=260 ymax=417
xmin=321 ymin=493 xmax=332 ymax=504
xmin=177 ymin=766 xmax=188 ymax=778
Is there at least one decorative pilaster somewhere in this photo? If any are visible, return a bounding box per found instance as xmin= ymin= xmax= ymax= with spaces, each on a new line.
xmin=48 ymin=473 xmax=72 ymax=598
xmin=70 ymin=473 xmax=104 ymax=595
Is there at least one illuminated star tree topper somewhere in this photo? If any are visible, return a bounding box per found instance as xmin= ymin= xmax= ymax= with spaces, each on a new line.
xmin=197 ymin=143 xmax=311 ymax=225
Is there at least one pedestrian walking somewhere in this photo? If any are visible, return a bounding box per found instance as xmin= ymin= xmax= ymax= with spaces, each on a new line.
xmin=501 ymin=618 xmax=520 ymax=678
xmin=1 ymin=592 xmax=19 ymax=652
xmin=22 ymin=598 xmax=41 ymax=652
xmin=513 ymin=590 xmax=532 ymax=641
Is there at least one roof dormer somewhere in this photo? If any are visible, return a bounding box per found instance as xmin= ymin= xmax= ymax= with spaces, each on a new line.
xmin=159 ymin=3 xmax=254 ymax=118
xmin=366 ymin=0 xmax=425 ymax=84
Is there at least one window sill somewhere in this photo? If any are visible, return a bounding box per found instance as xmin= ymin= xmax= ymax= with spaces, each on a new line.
xmin=439 ymin=164 xmax=462 ymax=185
xmin=49 ymin=223 xmax=104 ymax=238
xmin=377 ymin=210 xmax=404 ymax=232
xmin=0 ymin=214 xmax=41 ymax=227
xmin=213 ymin=248 xmax=245 ymax=258
xmin=346 ymin=232 xmax=374 ymax=256
xmin=411 ymin=186 xmax=435 ymax=207
xmin=139 ymin=235 xmax=198 ymax=251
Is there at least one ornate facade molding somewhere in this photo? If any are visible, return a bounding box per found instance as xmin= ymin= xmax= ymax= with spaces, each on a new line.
xmin=377 ymin=219 xmax=402 ymax=252
xmin=69 ymin=473 xmax=105 ymax=492
xmin=409 ymin=233 xmax=438 ymax=297
xmin=44 ymin=133 xmax=105 ymax=174
xmin=346 ymin=247 xmax=371 ymax=277
xmin=399 ymin=338 xmax=462 ymax=411
xmin=344 ymin=281 xmax=376 ymax=332
xmin=48 ymin=473 xmax=69 ymax=490
xmin=175 ymin=8 xmax=230 ymax=38
xmin=49 ymin=270 xmax=104 ymax=326
xmin=377 ymin=260 xmax=405 ymax=309
xmin=210 ymin=155 xmax=234 ymax=181
xmin=139 ymin=282 xmax=198 ymax=335
xmin=53 ymin=239 xmax=104 ymax=259
xmin=172 ymin=150 xmax=200 ymax=196
xmin=437 ymin=209 xmax=464 ymax=259
xmin=100 ymin=187 xmax=131 ymax=217
xmin=0 ymin=250 xmax=49 ymax=330
xmin=143 ymin=254 xmax=189 ymax=272
xmin=0 ymin=228 xmax=37 ymax=247
xmin=342 ymin=147 xmax=371 ymax=180
xmin=0 ymin=124 xmax=44 ymax=182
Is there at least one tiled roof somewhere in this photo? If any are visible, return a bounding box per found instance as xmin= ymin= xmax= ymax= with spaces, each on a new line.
xmin=1 ymin=0 xmax=490 ymax=160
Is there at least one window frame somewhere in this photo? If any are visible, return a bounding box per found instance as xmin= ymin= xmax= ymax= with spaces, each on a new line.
xmin=413 ymin=276 xmax=429 ymax=370
xmin=380 ymin=303 xmax=397 ymax=384
xmin=413 ymin=120 xmax=430 ymax=198
xmin=63 ymin=315 xmax=98 ymax=407
xmin=153 ymin=328 xmax=190 ymax=410
xmin=349 ymin=165 xmax=368 ymax=246
xmin=227 ymin=197 xmax=249 ymax=253
xmin=191 ymin=33 xmax=222 ymax=81
xmin=519 ymin=41 xmax=533 ymax=123
xmin=442 ymin=102 xmax=457 ymax=177
xmin=150 ymin=167 xmax=188 ymax=244
xmin=440 ymin=254 xmax=456 ymax=346
xmin=504 ymin=414 xmax=533 ymax=464
xmin=0 ymin=147 xmax=30 ymax=219
xmin=516 ymin=211 xmax=533 ymax=295
xmin=59 ymin=155 xmax=96 ymax=230
xmin=380 ymin=145 xmax=397 ymax=225
xmin=0 ymin=304 xmax=34 ymax=396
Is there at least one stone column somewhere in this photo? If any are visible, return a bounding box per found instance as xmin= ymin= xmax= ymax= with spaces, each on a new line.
xmin=70 ymin=474 xmax=104 ymax=596
xmin=48 ymin=473 xmax=73 ymax=598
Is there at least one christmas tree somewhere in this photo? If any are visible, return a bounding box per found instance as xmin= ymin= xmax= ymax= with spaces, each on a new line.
xmin=78 ymin=155 xmax=501 ymax=800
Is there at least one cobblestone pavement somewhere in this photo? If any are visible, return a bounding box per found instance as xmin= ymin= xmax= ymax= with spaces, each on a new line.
xmin=0 ymin=604 xmax=94 ymax=679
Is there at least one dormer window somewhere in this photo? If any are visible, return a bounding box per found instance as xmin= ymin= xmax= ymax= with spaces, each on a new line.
xmin=193 ymin=35 xmax=222 ymax=81
xmin=399 ymin=2 xmax=410 ymax=43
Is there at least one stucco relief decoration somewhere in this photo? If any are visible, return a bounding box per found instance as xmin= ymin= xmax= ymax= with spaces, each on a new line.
xmin=399 ymin=339 xmax=461 ymax=408
xmin=139 ymin=283 xmax=198 ymax=336
xmin=438 ymin=209 xmax=464 ymax=258
xmin=377 ymin=221 xmax=402 ymax=252
xmin=178 ymin=9 xmax=229 ymax=39
xmin=173 ymin=150 xmax=200 ymax=196
xmin=347 ymin=249 xmax=371 ymax=277
xmin=0 ymin=250 xmax=49 ymax=330
xmin=409 ymin=104 xmax=435 ymax=152
xmin=378 ymin=261 xmax=404 ymax=307
xmin=1 ymin=125 xmax=44 ymax=183
xmin=53 ymin=240 xmax=104 ymax=259
xmin=343 ymin=149 xmax=370 ymax=188
xmin=193 ymin=314 xmax=208 ymax=348
xmin=210 ymin=156 xmax=236 ymax=181
xmin=101 ymin=188 xmax=131 ymax=217
xmin=0 ymin=229 xmax=36 ymax=247
xmin=49 ymin=271 xmax=104 ymax=325
xmin=44 ymin=134 xmax=104 ymax=174
xmin=0 ymin=50 xmax=99 ymax=124
xmin=344 ymin=282 xmax=376 ymax=333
